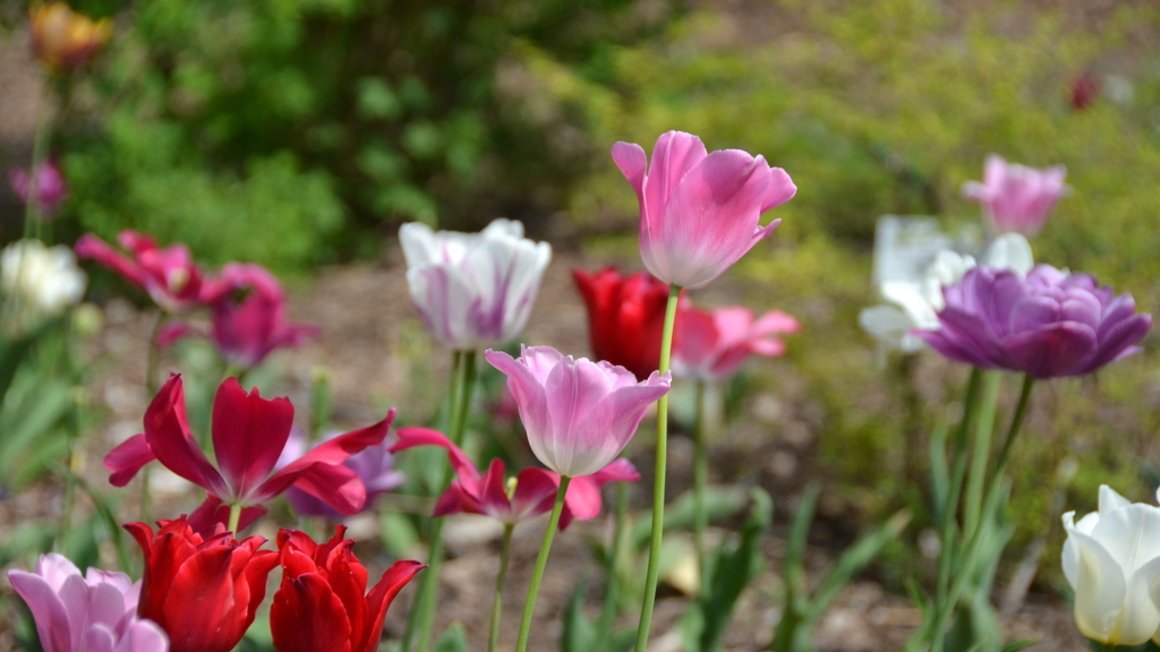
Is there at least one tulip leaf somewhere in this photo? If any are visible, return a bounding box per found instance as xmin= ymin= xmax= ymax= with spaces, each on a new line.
xmin=631 ymin=486 xmax=749 ymax=548
xmin=561 ymin=581 xmax=596 ymax=652
xmin=434 ymin=624 xmax=469 ymax=652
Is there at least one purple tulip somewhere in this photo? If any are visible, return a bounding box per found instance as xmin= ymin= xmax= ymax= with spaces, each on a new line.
xmin=7 ymin=554 xmax=168 ymax=652
xmin=611 ymin=131 xmax=796 ymax=289
xmin=279 ymin=427 xmax=405 ymax=519
xmin=9 ymin=160 xmax=67 ymax=216
xmin=963 ymin=155 xmax=1067 ymax=236
xmin=485 ymin=345 xmax=671 ymax=477
xmin=915 ymin=265 xmax=1151 ymax=378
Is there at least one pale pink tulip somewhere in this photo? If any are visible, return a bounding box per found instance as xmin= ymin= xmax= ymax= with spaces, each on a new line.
xmin=963 ymin=155 xmax=1067 ymax=236
xmin=673 ymin=305 xmax=800 ymax=382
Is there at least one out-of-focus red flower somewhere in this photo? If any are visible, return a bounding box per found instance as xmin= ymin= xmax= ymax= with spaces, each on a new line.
xmin=75 ymin=231 xmax=206 ymax=312
xmin=1070 ymin=72 xmax=1101 ymax=110
xmin=104 ymin=375 xmax=393 ymax=522
xmin=124 ymin=517 xmax=278 ymax=652
xmin=573 ymin=266 xmax=675 ymax=380
xmin=29 ymin=2 xmax=112 ymax=72
xmin=161 ymin=263 xmax=318 ymax=370
xmin=270 ymin=527 xmax=424 ymax=652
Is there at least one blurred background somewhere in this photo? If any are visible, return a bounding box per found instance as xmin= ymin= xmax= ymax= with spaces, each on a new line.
xmin=2 ymin=0 xmax=1160 ymax=646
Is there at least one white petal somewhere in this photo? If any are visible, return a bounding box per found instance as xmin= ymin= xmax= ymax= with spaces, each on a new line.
xmin=983 ymin=234 xmax=1034 ymax=275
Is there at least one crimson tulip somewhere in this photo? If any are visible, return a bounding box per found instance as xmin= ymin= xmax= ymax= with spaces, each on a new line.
xmin=270 ymin=527 xmax=424 ymax=652
xmin=104 ymin=375 xmax=392 ymax=520
xmin=75 ymin=231 xmax=206 ymax=312
xmin=573 ymin=266 xmax=674 ymax=380
xmin=125 ymin=518 xmax=277 ymax=652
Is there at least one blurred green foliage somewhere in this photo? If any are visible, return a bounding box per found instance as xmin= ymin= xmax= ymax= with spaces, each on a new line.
xmin=54 ymin=0 xmax=679 ymax=272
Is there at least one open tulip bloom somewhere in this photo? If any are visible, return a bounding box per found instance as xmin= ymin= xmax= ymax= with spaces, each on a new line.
xmin=7 ymin=553 xmax=168 ymax=652
xmin=673 ymin=304 xmax=800 ymax=382
xmin=1062 ymin=485 xmax=1160 ymax=645
xmin=963 ymin=154 xmax=1067 ymax=237
xmin=915 ymin=264 xmax=1151 ymax=378
xmin=390 ymin=426 xmax=640 ymax=529
xmin=125 ymin=518 xmax=277 ymax=652
xmin=485 ymin=345 xmax=671 ymax=478
xmin=400 ymin=218 xmax=551 ymax=350
xmin=271 ymin=528 xmax=424 ymax=652
xmin=280 ymin=428 xmax=405 ymax=520
xmin=612 ymin=130 xmax=796 ymax=290
xmin=75 ymin=231 xmax=206 ymax=313
xmin=104 ymin=375 xmax=393 ymax=528
xmin=572 ymin=266 xmax=675 ymax=380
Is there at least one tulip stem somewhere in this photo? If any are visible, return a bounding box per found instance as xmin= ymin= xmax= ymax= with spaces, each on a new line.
xmin=962 ymin=371 xmax=1002 ymax=544
xmin=404 ymin=349 xmax=477 ymax=652
xmin=692 ymin=378 xmax=708 ymax=596
xmin=635 ymin=284 xmax=681 ymax=652
xmin=139 ymin=312 xmax=167 ymax=524
xmin=23 ymin=94 xmax=52 ymax=231
xmin=488 ymin=524 xmax=515 ymax=652
xmin=227 ymin=502 xmax=242 ymax=534
xmin=516 ymin=475 xmax=571 ymax=652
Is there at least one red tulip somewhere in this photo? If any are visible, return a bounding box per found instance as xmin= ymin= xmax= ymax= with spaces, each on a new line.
xmin=270 ymin=527 xmax=424 ymax=652
xmin=105 ymin=375 xmax=392 ymax=521
xmin=573 ymin=266 xmax=675 ymax=380
xmin=125 ymin=517 xmax=278 ymax=652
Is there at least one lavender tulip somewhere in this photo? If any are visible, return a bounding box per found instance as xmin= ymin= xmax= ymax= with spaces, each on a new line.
xmin=963 ymin=155 xmax=1067 ymax=236
xmin=279 ymin=427 xmax=405 ymax=519
xmin=7 ymin=554 xmax=168 ymax=652
xmin=611 ymin=130 xmax=796 ymax=289
xmin=916 ymin=265 xmax=1151 ymax=378
xmin=485 ymin=345 xmax=671 ymax=478
xmin=400 ymin=219 xmax=551 ymax=350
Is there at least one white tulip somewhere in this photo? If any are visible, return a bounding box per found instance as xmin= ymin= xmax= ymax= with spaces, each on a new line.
xmin=1061 ymin=485 xmax=1160 ymax=645
xmin=1 ymin=239 xmax=86 ymax=325
xmin=400 ymin=219 xmax=551 ymax=350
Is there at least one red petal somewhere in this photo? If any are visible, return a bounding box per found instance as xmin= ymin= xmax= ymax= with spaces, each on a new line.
xmin=104 ymin=434 xmax=156 ymax=486
xmin=211 ymin=377 xmax=294 ymax=499
xmin=357 ymin=561 xmax=425 ymax=652
xmin=143 ymin=376 xmax=227 ymax=496
xmin=271 ymin=572 xmax=354 ymax=652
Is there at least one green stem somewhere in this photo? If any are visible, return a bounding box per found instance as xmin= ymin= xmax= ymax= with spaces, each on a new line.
xmin=404 ymin=349 xmax=477 ymax=652
xmin=227 ymin=502 xmax=242 ymax=534
xmin=138 ymin=313 xmax=168 ymax=523
xmin=634 ymin=285 xmax=681 ymax=652
xmin=962 ymin=371 xmax=1002 ymax=542
xmin=488 ymin=524 xmax=516 ymax=652
xmin=988 ymin=375 xmax=1035 ymax=485
xmin=516 ymin=476 xmax=571 ymax=652
xmin=24 ymin=93 xmax=52 ymax=231
xmin=692 ymin=379 xmax=708 ymax=596
xmin=597 ymin=482 xmax=629 ymax=646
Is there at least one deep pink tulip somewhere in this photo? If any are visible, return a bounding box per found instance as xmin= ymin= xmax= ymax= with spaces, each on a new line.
xmin=390 ymin=427 xmax=639 ymax=529
xmin=915 ymin=265 xmax=1151 ymax=378
xmin=963 ymin=155 xmax=1068 ymax=237
xmin=104 ymin=375 xmax=392 ymax=519
xmin=7 ymin=553 xmax=168 ymax=652
xmin=485 ymin=345 xmax=670 ymax=478
xmin=611 ymin=130 xmax=796 ymax=289
xmin=161 ymin=263 xmax=318 ymax=370
xmin=75 ymin=231 xmax=205 ymax=312
xmin=673 ymin=304 xmax=800 ymax=382
xmin=9 ymin=160 xmax=67 ymax=216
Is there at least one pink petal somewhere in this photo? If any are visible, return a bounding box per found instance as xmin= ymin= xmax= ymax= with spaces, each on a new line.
xmin=104 ymin=435 xmax=157 ymax=487
xmin=389 ymin=427 xmax=480 ymax=483
xmin=7 ymin=569 xmax=72 ymax=652
xmin=610 ymin=142 xmax=647 ymax=206
xmin=74 ymin=234 xmax=146 ymax=289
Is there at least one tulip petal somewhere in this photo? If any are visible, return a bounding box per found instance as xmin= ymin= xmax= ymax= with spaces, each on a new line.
xmin=360 ymin=561 xmax=425 ymax=652
xmin=7 ymin=569 xmax=72 ymax=652
xmin=211 ymin=378 xmax=295 ymax=499
xmin=1002 ymin=322 xmax=1097 ymax=378
xmin=142 ymin=376 xmax=227 ymax=497
xmin=611 ymin=142 xmax=647 ymax=206
xmin=271 ymin=571 xmax=354 ymax=652
xmin=104 ymin=434 xmax=157 ymax=487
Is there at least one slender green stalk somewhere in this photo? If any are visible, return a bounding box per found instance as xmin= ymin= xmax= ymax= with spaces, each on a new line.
xmin=24 ymin=94 xmax=52 ymax=230
xmin=988 ymin=375 xmax=1035 ymax=484
xmin=227 ymin=502 xmax=242 ymax=534
xmin=516 ymin=476 xmax=572 ymax=652
xmin=634 ymin=285 xmax=681 ymax=652
xmin=139 ymin=313 xmax=168 ymax=523
xmin=404 ymin=349 xmax=477 ymax=652
xmin=962 ymin=371 xmax=1002 ymax=540
xmin=597 ymin=482 xmax=629 ymax=646
xmin=488 ymin=524 xmax=516 ymax=652
xmin=692 ymin=379 xmax=708 ymax=596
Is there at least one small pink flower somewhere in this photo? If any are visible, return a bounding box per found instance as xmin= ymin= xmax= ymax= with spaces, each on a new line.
xmin=963 ymin=155 xmax=1068 ymax=237
xmin=673 ymin=305 xmax=800 ymax=382
xmin=485 ymin=345 xmax=670 ymax=478
xmin=9 ymin=160 xmax=67 ymax=216
xmin=75 ymin=231 xmax=206 ymax=312
xmin=7 ymin=553 xmax=168 ymax=652
xmin=611 ymin=131 xmax=796 ymax=289
xmin=162 ymin=263 xmax=318 ymax=370
xmin=390 ymin=427 xmax=639 ymax=529
xmin=104 ymin=375 xmax=392 ymax=521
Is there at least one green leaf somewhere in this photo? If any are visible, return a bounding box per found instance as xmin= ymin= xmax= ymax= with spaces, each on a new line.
xmin=631 ymin=486 xmax=749 ymax=549
xmin=434 ymin=624 xmax=469 ymax=652
xmin=561 ymin=581 xmax=596 ymax=652
xmin=806 ymin=509 xmax=911 ymax=621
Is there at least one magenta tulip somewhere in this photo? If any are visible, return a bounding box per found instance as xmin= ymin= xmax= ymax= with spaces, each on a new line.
xmin=485 ymin=345 xmax=670 ymax=477
xmin=611 ymin=130 xmax=796 ymax=289
xmin=75 ymin=231 xmax=205 ymax=312
xmin=9 ymin=160 xmax=67 ymax=216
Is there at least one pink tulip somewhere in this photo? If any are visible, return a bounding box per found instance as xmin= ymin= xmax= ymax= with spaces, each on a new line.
xmin=7 ymin=553 xmax=168 ymax=652
xmin=611 ymin=131 xmax=796 ymax=289
xmin=104 ymin=375 xmax=392 ymax=520
xmin=75 ymin=231 xmax=205 ymax=312
xmin=161 ymin=263 xmax=318 ymax=370
xmin=485 ymin=345 xmax=670 ymax=478
xmin=390 ymin=427 xmax=639 ymax=529
xmin=9 ymin=160 xmax=67 ymax=216
xmin=963 ymin=155 xmax=1067 ymax=236
xmin=673 ymin=305 xmax=800 ymax=382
